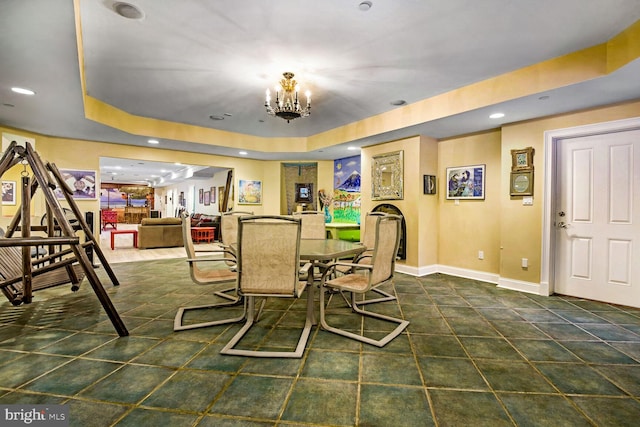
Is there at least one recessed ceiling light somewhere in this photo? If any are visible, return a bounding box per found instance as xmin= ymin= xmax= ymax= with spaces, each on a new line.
xmin=147 ymin=139 xmax=159 ymax=144
xmin=112 ymin=2 xmax=144 ymax=20
xmin=390 ymin=100 xmax=406 ymax=106
xmin=347 ymin=146 xmax=359 ymax=151
xmin=2 ymin=103 xmax=15 ymax=108
xmin=489 ymin=112 xmax=505 ymax=119
xmin=210 ymin=115 xmax=225 ymax=121
xmin=11 ymin=87 xmax=35 ymax=95
xmin=359 ymin=1 xmax=373 ymax=11
xmin=239 ymin=151 xmax=248 ymax=155
xmin=538 ymin=96 xmax=550 ymax=101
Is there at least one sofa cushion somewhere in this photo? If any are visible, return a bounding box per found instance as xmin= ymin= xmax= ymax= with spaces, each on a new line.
xmin=141 ymin=217 xmax=182 ymax=226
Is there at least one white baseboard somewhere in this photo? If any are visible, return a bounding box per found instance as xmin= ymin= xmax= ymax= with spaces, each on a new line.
xmin=397 ymin=263 xmax=542 ymax=295
xmin=395 ymin=263 xmax=437 ymax=277
xmin=497 ymin=277 xmax=542 ymax=295
xmin=435 ymin=265 xmax=500 ymax=284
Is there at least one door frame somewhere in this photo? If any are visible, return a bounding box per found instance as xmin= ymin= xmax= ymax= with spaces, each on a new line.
xmin=541 ymin=116 xmax=640 ymax=296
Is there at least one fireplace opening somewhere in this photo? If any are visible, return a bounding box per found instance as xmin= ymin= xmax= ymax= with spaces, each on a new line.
xmin=371 ymin=204 xmax=406 ymax=260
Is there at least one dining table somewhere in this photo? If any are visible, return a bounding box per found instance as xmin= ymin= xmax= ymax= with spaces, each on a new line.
xmin=230 ymin=238 xmax=365 ymax=326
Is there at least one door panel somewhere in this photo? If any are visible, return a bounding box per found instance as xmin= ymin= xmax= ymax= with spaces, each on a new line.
xmin=555 ymin=129 xmax=640 ymax=307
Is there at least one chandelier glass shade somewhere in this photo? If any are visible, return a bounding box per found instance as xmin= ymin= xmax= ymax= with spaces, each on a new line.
xmin=265 ymin=72 xmax=311 ymax=123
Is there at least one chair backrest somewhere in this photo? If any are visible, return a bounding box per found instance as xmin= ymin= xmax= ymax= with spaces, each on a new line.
xmin=181 ymin=212 xmax=197 ymax=260
xmin=293 ymin=211 xmax=326 ymax=239
xmin=362 ymin=212 xmax=387 ymax=250
xmin=369 ymin=214 xmax=401 ymax=286
xmin=237 ymin=215 xmax=302 ymax=295
xmin=220 ymin=211 xmax=254 ymax=246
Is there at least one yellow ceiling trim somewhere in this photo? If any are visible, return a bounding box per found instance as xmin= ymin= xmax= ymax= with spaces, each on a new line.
xmin=83 ymin=95 xmax=306 ymax=153
xmin=73 ymin=1 xmax=639 ymax=153
xmin=606 ymin=19 xmax=640 ymax=72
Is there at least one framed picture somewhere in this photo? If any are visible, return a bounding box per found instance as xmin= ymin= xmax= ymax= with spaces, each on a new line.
xmin=510 ymin=171 xmax=534 ymax=196
xmin=199 ymin=188 xmax=204 ymax=204
xmin=446 ymin=164 xmax=485 ymax=200
xmin=210 ymin=186 xmax=216 ymax=203
xmin=238 ymin=179 xmax=262 ymax=204
xmin=295 ymin=183 xmax=313 ymax=203
xmin=511 ymin=147 xmax=535 ymax=171
xmin=372 ymin=150 xmax=404 ymax=200
xmin=203 ymin=191 xmax=211 ymax=206
xmin=54 ymin=169 xmax=97 ymax=199
xmin=423 ymin=175 xmax=436 ymax=195
xmin=2 ymin=180 xmax=16 ymax=205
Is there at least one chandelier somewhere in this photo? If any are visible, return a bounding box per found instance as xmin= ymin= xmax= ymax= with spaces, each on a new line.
xmin=265 ymin=72 xmax=311 ymax=123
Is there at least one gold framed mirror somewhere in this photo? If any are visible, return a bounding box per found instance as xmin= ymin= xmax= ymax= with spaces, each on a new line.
xmin=372 ymin=150 xmax=404 ymax=200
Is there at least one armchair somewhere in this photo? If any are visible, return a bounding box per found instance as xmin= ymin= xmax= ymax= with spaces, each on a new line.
xmin=293 ymin=211 xmax=326 ymax=239
xmin=220 ymin=215 xmax=313 ymax=358
xmin=336 ymin=211 xmax=397 ymax=306
xmin=173 ymin=213 xmax=241 ymax=331
xmin=101 ymin=209 xmax=117 ymax=231
xmin=319 ymin=214 xmax=409 ymax=347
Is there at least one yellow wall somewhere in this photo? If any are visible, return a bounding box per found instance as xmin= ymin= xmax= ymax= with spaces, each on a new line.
xmin=3 ymin=99 xmax=640 ymax=288
xmin=499 ymin=99 xmax=640 ymax=283
xmin=362 ymin=136 xmax=430 ymax=268
xmin=437 ymin=130 xmax=502 ymax=274
xmin=0 ymin=127 xmax=333 ymax=228
xmin=418 ymin=136 xmax=439 ymax=268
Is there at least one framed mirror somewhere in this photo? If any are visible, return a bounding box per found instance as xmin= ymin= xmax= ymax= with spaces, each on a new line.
xmin=372 ymin=150 xmax=404 ymax=200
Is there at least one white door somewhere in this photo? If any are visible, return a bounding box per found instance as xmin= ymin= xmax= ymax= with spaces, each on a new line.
xmin=555 ymin=129 xmax=640 ymax=307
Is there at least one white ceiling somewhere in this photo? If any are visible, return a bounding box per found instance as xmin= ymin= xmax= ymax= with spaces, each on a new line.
xmin=1 ymin=0 xmax=640 ymax=183
xmin=99 ymin=157 xmax=227 ymax=187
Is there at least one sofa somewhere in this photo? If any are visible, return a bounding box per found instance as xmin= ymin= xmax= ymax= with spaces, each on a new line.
xmin=137 ymin=217 xmax=184 ymax=249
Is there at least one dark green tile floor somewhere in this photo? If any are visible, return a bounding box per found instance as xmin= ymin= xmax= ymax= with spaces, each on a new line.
xmin=1 ymin=258 xmax=640 ymax=426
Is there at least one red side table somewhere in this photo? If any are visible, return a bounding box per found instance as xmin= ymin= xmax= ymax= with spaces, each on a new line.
xmin=191 ymin=227 xmax=215 ymax=243
xmin=111 ymin=230 xmax=138 ymax=250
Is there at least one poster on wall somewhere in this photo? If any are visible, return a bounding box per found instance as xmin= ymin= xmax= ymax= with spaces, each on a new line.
xmin=446 ymin=164 xmax=485 ymax=200
xmin=54 ymin=169 xmax=97 ymax=199
xmin=238 ymin=180 xmax=262 ymax=204
xmin=2 ymin=180 xmax=16 ymax=205
xmin=332 ymin=155 xmax=361 ymax=223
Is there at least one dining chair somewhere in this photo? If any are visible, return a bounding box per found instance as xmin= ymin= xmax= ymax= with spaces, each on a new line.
xmin=335 ymin=211 xmax=396 ymax=306
xmin=210 ymin=210 xmax=254 ymax=301
xmin=293 ymin=211 xmax=326 ymax=239
xmin=220 ymin=215 xmax=313 ymax=358
xmin=319 ymin=214 xmax=409 ymax=347
xmin=173 ymin=213 xmax=243 ymax=331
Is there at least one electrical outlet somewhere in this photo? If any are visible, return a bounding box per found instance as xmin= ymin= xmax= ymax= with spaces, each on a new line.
xmin=478 ymin=251 xmax=484 ymax=260
xmin=522 ymin=258 xmax=528 ymax=268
